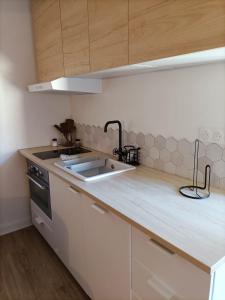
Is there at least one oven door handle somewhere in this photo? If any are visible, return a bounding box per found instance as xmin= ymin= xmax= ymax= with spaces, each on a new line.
xmin=26 ymin=174 xmax=47 ymax=190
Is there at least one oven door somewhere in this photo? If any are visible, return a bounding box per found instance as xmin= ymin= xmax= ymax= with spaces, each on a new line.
xmin=27 ymin=174 xmax=52 ymax=219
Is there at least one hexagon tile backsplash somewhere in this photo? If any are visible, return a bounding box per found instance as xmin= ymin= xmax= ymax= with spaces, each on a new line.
xmin=76 ymin=123 xmax=225 ymax=190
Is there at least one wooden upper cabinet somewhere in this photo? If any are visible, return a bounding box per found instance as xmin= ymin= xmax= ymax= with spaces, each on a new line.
xmin=88 ymin=0 xmax=129 ymax=72
xmin=31 ymin=0 xmax=65 ymax=82
xmin=129 ymin=0 xmax=225 ymax=64
xmin=60 ymin=0 xmax=90 ymax=76
xmin=31 ymin=0 xmax=225 ymax=81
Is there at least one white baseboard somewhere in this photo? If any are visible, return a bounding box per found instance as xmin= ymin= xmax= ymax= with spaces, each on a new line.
xmin=0 ymin=217 xmax=32 ymax=236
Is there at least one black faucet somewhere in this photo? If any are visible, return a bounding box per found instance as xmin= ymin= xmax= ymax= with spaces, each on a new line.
xmin=104 ymin=120 xmax=123 ymax=161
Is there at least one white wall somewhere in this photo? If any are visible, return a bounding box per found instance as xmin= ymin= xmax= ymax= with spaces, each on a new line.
xmin=71 ymin=62 xmax=225 ymax=141
xmin=0 ymin=0 xmax=71 ymax=235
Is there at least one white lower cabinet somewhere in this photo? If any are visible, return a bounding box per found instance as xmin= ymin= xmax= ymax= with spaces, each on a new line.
xmin=50 ymin=174 xmax=131 ymax=300
xmin=131 ymin=227 xmax=211 ymax=300
xmin=49 ymin=173 xmax=224 ymax=300
xmin=50 ymin=174 xmax=90 ymax=296
xmin=82 ymin=194 xmax=131 ymax=300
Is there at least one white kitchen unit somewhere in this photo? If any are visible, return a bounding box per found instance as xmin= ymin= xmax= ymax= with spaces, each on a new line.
xmin=20 ymin=146 xmax=225 ymax=300
xmin=46 ymin=171 xmax=225 ymax=300
xmin=50 ymin=173 xmax=90 ymax=296
xmin=50 ymin=173 xmax=131 ymax=300
xmin=82 ymin=194 xmax=131 ymax=300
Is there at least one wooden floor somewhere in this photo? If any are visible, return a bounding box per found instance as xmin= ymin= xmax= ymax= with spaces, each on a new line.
xmin=0 ymin=226 xmax=90 ymax=300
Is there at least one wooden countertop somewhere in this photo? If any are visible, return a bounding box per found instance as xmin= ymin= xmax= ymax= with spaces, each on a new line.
xmin=20 ymin=145 xmax=225 ymax=274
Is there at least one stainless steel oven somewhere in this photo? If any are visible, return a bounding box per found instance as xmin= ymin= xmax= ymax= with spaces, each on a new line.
xmin=26 ymin=160 xmax=52 ymax=219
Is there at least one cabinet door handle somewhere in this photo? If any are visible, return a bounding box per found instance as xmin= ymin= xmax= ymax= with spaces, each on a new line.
xmin=91 ymin=203 xmax=107 ymax=214
xmin=35 ymin=216 xmax=44 ymax=225
xmin=149 ymin=238 xmax=175 ymax=255
xmin=68 ymin=186 xmax=80 ymax=194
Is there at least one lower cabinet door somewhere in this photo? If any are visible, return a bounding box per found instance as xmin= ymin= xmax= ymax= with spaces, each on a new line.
xmin=132 ymin=227 xmax=211 ymax=300
xmin=50 ymin=174 xmax=90 ymax=296
xmin=82 ymin=194 xmax=131 ymax=300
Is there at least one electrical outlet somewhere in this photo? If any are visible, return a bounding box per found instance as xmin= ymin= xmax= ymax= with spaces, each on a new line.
xmin=199 ymin=127 xmax=225 ymax=145
xmin=211 ymin=129 xmax=224 ymax=144
xmin=198 ymin=128 xmax=212 ymax=143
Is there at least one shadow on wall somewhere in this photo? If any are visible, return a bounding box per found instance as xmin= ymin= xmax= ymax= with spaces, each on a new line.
xmin=0 ymin=0 xmax=72 ymax=234
xmin=0 ymin=53 xmax=29 ymax=197
xmin=0 ymin=48 xmax=71 ymax=232
xmin=0 ymin=51 xmax=71 ymax=232
xmin=0 ymin=51 xmax=31 ymax=232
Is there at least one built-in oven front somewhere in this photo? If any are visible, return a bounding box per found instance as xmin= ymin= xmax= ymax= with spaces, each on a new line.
xmin=26 ymin=160 xmax=52 ymax=219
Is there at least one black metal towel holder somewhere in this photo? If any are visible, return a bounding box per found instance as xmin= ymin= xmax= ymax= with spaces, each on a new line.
xmin=179 ymin=139 xmax=211 ymax=199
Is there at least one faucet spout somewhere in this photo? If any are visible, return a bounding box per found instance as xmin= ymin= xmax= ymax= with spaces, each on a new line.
xmin=104 ymin=120 xmax=123 ymax=161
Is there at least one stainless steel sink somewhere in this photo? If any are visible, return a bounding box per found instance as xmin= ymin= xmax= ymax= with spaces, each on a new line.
xmin=55 ymin=157 xmax=136 ymax=181
xmin=56 ymin=156 xmax=100 ymax=166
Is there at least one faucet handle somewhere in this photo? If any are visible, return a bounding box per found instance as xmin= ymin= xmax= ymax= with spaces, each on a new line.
xmin=113 ymin=147 xmax=126 ymax=162
xmin=113 ymin=147 xmax=120 ymax=156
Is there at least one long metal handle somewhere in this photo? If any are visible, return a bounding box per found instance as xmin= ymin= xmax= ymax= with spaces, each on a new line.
xmin=26 ymin=174 xmax=46 ymax=190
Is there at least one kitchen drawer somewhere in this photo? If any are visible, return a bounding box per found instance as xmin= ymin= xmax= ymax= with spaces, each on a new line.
xmin=133 ymin=258 xmax=180 ymax=300
xmin=132 ymin=227 xmax=210 ymax=300
xmin=31 ymin=200 xmax=54 ymax=249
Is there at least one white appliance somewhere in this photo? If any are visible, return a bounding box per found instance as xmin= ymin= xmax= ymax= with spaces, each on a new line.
xmin=28 ymin=77 xmax=102 ymax=94
xmin=28 ymin=47 xmax=225 ymax=94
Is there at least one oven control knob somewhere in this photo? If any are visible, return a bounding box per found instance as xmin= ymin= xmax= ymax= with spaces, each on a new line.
xmin=30 ymin=166 xmax=35 ymax=172
xmin=38 ymin=171 xmax=43 ymax=177
xmin=30 ymin=166 xmax=39 ymax=174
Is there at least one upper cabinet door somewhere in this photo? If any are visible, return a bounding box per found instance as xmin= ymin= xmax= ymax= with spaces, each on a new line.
xmin=129 ymin=0 xmax=225 ymax=64
xmin=31 ymin=0 xmax=65 ymax=82
xmin=60 ymin=0 xmax=90 ymax=76
xmin=88 ymin=0 xmax=129 ymax=72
